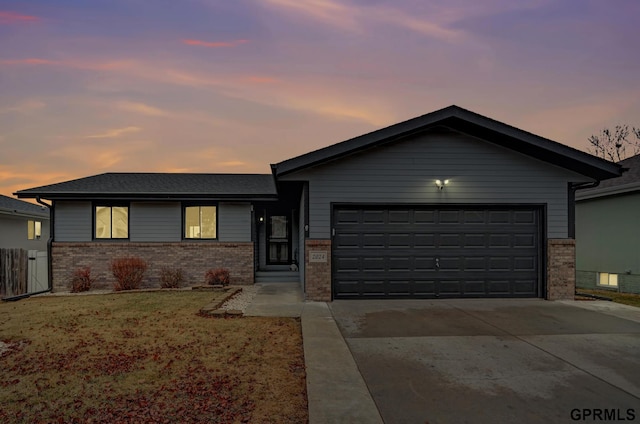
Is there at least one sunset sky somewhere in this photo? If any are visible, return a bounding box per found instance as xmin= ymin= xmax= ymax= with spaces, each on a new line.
xmin=1 ymin=0 xmax=639 ymax=198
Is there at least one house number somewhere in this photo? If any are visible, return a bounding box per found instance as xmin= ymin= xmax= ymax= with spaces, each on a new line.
xmin=309 ymin=251 xmax=327 ymax=263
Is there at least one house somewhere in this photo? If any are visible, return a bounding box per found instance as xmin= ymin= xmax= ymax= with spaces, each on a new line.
xmin=575 ymin=153 xmax=640 ymax=294
xmin=15 ymin=105 xmax=622 ymax=300
xmin=0 ymin=194 xmax=50 ymax=251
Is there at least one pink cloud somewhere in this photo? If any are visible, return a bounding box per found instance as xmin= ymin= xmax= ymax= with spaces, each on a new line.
xmin=182 ymin=39 xmax=249 ymax=48
xmin=245 ymin=76 xmax=279 ymax=84
xmin=0 ymin=11 xmax=40 ymax=24
xmin=0 ymin=58 xmax=54 ymax=65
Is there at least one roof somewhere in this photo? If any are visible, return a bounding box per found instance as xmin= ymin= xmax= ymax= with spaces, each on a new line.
xmin=272 ymin=105 xmax=622 ymax=181
xmin=15 ymin=173 xmax=278 ymax=201
xmin=0 ymin=194 xmax=49 ymax=218
xmin=576 ymin=153 xmax=640 ymax=201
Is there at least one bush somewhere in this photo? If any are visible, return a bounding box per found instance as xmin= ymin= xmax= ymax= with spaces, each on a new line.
xmin=160 ymin=267 xmax=184 ymax=288
xmin=110 ymin=257 xmax=148 ymax=291
xmin=204 ymin=268 xmax=230 ymax=286
xmin=70 ymin=266 xmax=94 ymax=293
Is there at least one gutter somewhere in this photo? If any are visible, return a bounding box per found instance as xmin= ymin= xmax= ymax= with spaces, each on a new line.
xmin=1 ymin=196 xmax=53 ymax=301
xmin=567 ymin=181 xmax=600 ymax=239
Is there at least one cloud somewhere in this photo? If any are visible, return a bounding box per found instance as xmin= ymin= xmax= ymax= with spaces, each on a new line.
xmin=259 ymin=0 xmax=462 ymax=41
xmin=217 ymin=161 xmax=247 ymax=167
xmin=182 ymin=39 xmax=249 ymax=48
xmin=0 ymin=58 xmax=56 ymax=65
xmin=244 ymin=76 xmax=279 ymax=84
xmin=0 ymin=99 xmax=45 ymax=114
xmin=116 ymin=101 xmax=167 ymax=117
xmin=86 ymin=126 xmax=141 ymax=139
xmin=0 ymin=11 xmax=40 ymax=24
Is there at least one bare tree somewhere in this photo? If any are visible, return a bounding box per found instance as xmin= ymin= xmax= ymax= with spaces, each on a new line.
xmin=588 ymin=124 xmax=640 ymax=162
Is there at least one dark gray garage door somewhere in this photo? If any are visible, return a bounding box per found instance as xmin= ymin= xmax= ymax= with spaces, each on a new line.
xmin=333 ymin=206 xmax=541 ymax=299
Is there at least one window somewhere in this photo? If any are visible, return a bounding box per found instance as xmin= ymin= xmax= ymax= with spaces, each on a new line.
xmin=95 ymin=205 xmax=129 ymax=239
xmin=598 ymin=272 xmax=618 ymax=288
xmin=27 ymin=220 xmax=41 ymax=240
xmin=184 ymin=205 xmax=217 ymax=239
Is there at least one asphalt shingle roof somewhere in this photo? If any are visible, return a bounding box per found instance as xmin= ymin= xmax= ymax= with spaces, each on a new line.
xmin=576 ymin=154 xmax=640 ymax=200
xmin=0 ymin=194 xmax=49 ymax=217
xmin=593 ymin=154 xmax=640 ymax=189
xmin=15 ymin=173 xmax=278 ymax=200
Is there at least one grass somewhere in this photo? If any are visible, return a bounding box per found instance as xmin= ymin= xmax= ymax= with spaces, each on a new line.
xmin=0 ymin=291 xmax=307 ymax=423
xmin=577 ymin=288 xmax=640 ymax=308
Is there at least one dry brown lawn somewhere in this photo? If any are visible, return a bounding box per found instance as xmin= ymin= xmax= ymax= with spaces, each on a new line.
xmin=578 ymin=288 xmax=640 ymax=308
xmin=0 ymin=291 xmax=307 ymax=423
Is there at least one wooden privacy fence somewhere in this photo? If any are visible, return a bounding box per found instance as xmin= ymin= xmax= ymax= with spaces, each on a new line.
xmin=0 ymin=248 xmax=28 ymax=297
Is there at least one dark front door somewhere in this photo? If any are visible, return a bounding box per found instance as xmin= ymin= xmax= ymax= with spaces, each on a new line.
xmin=268 ymin=215 xmax=290 ymax=264
xmin=332 ymin=205 xmax=541 ymax=299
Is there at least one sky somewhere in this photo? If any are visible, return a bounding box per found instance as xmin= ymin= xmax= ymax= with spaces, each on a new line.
xmin=1 ymin=0 xmax=639 ymax=198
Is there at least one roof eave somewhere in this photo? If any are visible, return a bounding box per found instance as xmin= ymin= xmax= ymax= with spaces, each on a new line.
xmin=15 ymin=192 xmax=279 ymax=202
xmin=576 ymin=181 xmax=640 ymax=201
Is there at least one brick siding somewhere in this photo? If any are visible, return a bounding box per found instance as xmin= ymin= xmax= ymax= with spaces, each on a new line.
xmin=52 ymin=242 xmax=254 ymax=291
xmin=547 ymin=239 xmax=575 ymax=300
xmin=304 ymin=239 xmax=332 ymax=301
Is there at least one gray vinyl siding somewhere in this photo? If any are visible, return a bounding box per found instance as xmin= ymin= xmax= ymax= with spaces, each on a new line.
xmin=218 ymin=202 xmax=252 ymax=242
xmin=130 ymin=202 xmax=180 ymax=242
xmin=576 ymin=193 xmax=640 ymax=275
xmin=54 ymin=201 xmax=92 ymax=242
xmin=0 ymin=215 xmax=50 ymax=250
xmin=279 ymin=132 xmax=591 ymax=239
xmin=54 ymin=200 xmax=252 ymax=243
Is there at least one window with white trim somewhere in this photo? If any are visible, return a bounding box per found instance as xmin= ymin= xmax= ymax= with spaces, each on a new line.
xmin=598 ymin=272 xmax=618 ymax=288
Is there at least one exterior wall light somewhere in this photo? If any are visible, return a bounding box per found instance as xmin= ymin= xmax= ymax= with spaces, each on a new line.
xmin=435 ymin=179 xmax=449 ymax=190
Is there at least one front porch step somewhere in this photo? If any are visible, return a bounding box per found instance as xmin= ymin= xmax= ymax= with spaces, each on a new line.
xmin=255 ymin=271 xmax=300 ymax=283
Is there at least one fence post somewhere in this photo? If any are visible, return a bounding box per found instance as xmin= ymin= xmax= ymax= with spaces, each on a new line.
xmin=0 ymin=248 xmax=29 ymax=297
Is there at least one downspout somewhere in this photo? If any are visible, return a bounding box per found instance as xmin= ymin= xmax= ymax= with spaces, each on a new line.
xmin=567 ymin=181 xmax=600 ymax=239
xmin=2 ymin=196 xmax=53 ymax=301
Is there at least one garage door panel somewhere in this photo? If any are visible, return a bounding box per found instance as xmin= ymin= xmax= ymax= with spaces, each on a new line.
xmin=439 ymin=210 xmax=461 ymax=223
xmin=415 ymin=234 xmax=436 ymax=248
xmin=438 ymin=233 xmax=462 ymax=247
xmin=363 ymin=233 xmax=385 ymax=248
xmin=514 ymin=257 xmax=536 ymax=271
xmin=335 ymin=233 xmax=360 ymax=248
xmin=363 ymin=210 xmax=385 ymax=223
xmin=462 ymin=280 xmax=486 ymax=295
xmin=414 ymin=211 xmax=436 ymax=224
xmin=333 ymin=206 xmax=540 ymax=299
xmin=489 ymin=211 xmax=510 ymax=223
xmin=389 ymin=210 xmax=410 ymax=223
xmin=514 ymin=234 xmax=536 ymax=248
xmin=439 ymin=280 xmax=462 ymax=294
xmin=389 ymin=233 xmax=411 ymax=248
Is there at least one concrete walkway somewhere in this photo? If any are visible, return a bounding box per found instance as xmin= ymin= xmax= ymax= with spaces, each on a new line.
xmin=244 ymin=282 xmax=383 ymax=424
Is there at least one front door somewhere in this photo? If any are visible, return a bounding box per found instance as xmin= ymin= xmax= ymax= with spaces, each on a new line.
xmin=268 ymin=215 xmax=290 ymax=264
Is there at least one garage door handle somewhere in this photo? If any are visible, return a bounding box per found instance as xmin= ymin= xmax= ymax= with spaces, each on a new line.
xmin=435 ymin=258 xmax=440 ymax=269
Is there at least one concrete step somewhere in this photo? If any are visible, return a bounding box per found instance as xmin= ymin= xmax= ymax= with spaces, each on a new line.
xmin=255 ymin=271 xmax=300 ymax=283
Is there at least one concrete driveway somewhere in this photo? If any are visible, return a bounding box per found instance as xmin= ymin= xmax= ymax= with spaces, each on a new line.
xmin=329 ymin=299 xmax=640 ymax=424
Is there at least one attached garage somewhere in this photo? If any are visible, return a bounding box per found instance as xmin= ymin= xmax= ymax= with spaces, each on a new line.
xmin=272 ymin=105 xmax=623 ymax=301
xmin=333 ymin=205 xmax=542 ymax=299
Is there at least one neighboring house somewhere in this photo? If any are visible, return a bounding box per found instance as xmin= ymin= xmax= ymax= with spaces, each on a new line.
xmin=16 ymin=105 xmax=621 ymax=300
xmin=0 ymin=194 xmax=50 ymax=251
xmin=575 ymin=154 xmax=640 ymax=294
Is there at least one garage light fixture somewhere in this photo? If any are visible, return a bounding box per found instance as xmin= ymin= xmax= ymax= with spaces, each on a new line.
xmin=435 ymin=179 xmax=449 ymax=190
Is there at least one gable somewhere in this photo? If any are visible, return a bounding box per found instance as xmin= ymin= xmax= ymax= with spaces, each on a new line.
xmin=273 ymin=105 xmax=622 ymax=181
